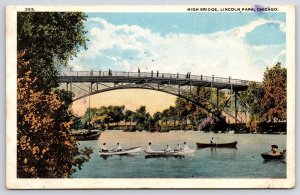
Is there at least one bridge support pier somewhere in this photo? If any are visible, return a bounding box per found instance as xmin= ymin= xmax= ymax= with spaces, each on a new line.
xmin=216 ymin=88 xmax=219 ymax=108
xmin=235 ymin=91 xmax=237 ymax=124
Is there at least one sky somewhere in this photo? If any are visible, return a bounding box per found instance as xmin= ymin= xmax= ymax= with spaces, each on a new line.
xmin=69 ymin=12 xmax=286 ymax=115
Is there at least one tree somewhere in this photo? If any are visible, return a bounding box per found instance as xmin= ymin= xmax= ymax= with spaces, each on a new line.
xmin=153 ymin=112 xmax=161 ymax=124
xmin=17 ymin=52 xmax=92 ymax=178
xmin=239 ymin=82 xmax=264 ymax=121
xmin=70 ymin=115 xmax=83 ymax=130
xmin=262 ymin=62 xmax=287 ymax=122
xmin=167 ymin=106 xmax=177 ymax=127
xmin=161 ymin=108 xmax=170 ymax=126
xmin=17 ymin=12 xmax=91 ymax=178
xmin=133 ymin=106 xmax=150 ymax=130
xmin=124 ymin=110 xmax=135 ymax=126
xmin=17 ymin=12 xmax=88 ymax=89
xmin=110 ymin=105 xmax=125 ymax=125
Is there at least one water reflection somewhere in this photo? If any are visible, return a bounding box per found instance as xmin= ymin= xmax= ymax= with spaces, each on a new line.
xmin=209 ymin=148 xmax=237 ymax=160
xmin=263 ymin=159 xmax=286 ymax=164
xmin=145 ymin=155 xmax=185 ymax=159
xmin=100 ymin=153 xmax=142 ymax=160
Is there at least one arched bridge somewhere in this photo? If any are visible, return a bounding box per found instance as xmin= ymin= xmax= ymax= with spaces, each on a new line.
xmin=58 ymin=70 xmax=251 ymax=123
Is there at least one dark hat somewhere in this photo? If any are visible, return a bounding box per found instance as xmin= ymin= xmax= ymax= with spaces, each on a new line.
xmin=271 ymin=145 xmax=278 ymax=148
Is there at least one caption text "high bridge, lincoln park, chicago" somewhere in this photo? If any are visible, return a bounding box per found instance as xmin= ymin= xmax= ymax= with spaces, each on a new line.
xmin=187 ymin=7 xmax=278 ymax=12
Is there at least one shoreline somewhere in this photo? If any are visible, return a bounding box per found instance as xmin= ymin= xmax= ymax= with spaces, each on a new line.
xmin=89 ymin=129 xmax=287 ymax=135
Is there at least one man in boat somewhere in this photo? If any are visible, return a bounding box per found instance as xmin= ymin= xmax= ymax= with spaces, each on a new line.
xmin=210 ymin=137 xmax=216 ymax=144
xmin=175 ymin=144 xmax=183 ymax=151
xmin=269 ymin=145 xmax=280 ymax=155
xmin=164 ymin=145 xmax=172 ymax=152
xmin=145 ymin=142 xmax=153 ymax=152
xmin=101 ymin=143 xmax=108 ymax=152
xmin=115 ymin=143 xmax=122 ymax=152
xmin=183 ymin=142 xmax=190 ymax=151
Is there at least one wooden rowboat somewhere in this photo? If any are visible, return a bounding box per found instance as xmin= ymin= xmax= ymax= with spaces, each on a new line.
xmin=99 ymin=146 xmax=142 ymax=156
xmin=196 ymin=141 xmax=238 ymax=148
xmin=72 ymin=130 xmax=101 ymax=141
xmin=261 ymin=152 xmax=285 ymax=160
xmin=144 ymin=149 xmax=195 ymax=158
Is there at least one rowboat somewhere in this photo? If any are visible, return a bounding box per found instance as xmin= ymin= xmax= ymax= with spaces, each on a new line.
xmin=144 ymin=149 xmax=195 ymax=158
xmin=196 ymin=141 xmax=238 ymax=148
xmin=99 ymin=146 xmax=142 ymax=156
xmin=72 ymin=130 xmax=101 ymax=141
xmin=261 ymin=152 xmax=285 ymax=160
xmin=174 ymin=149 xmax=195 ymax=155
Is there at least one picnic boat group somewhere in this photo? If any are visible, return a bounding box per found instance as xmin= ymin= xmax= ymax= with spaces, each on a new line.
xmin=98 ymin=137 xmax=286 ymax=160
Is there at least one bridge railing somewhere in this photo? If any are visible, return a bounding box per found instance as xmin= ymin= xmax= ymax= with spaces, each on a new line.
xmin=61 ymin=71 xmax=249 ymax=86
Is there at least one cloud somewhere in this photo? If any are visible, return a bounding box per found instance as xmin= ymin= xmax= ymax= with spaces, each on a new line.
xmin=225 ymin=18 xmax=286 ymax=39
xmin=69 ymin=17 xmax=286 ymax=82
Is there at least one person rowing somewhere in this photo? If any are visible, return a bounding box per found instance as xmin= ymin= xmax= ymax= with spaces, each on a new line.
xmin=146 ymin=142 xmax=153 ymax=152
xmin=164 ymin=145 xmax=172 ymax=152
xmin=183 ymin=142 xmax=190 ymax=151
xmin=114 ymin=143 xmax=122 ymax=152
xmin=175 ymin=144 xmax=183 ymax=151
xmin=269 ymin=145 xmax=280 ymax=155
xmin=101 ymin=143 xmax=108 ymax=152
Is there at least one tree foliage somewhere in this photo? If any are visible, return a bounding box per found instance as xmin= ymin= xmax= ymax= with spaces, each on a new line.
xmin=239 ymin=82 xmax=264 ymax=120
xmin=17 ymin=52 xmax=92 ymax=178
xmin=133 ymin=106 xmax=151 ymax=130
xmin=17 ymin=12 xmax=91 ymax=178
xmin=17 ymin=12 xmax=88 ymax=89
xmin=262 ymin=62 xmax=287 ymax=122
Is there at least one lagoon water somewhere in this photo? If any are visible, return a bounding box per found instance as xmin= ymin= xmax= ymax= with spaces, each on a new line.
xmin=72 ymin=131 xmax=286 ymax=178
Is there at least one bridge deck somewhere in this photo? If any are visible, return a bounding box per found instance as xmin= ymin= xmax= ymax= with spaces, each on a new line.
xmin=59 ymin=71 xmax=250 ymax=91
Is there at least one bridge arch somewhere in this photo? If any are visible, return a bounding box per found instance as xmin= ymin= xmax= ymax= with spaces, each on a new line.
xmin=60 ymin=70 xmax=249 ymax=123
xmin=72 ymin=85 xmax=223 ymax=117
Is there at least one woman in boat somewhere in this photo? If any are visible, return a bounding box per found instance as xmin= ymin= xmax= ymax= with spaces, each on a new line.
xmin=183 ymin=142 xmax=190 ymax=151
xmin=146 ymin=142 xmax=153 ymax=152
xmin=101 ymin=143 xmax=108 ymax=152
xmin=164 ymin=145 xmax=172 ymax=152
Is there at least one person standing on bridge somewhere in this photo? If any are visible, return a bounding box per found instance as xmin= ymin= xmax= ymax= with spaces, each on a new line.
xmin=138 ymin=68 xmax=140 ymax=77
xmin=157 ymin=70 xmax=159 ymax=77
xmin=151 ymin=70 xmax=153 ymax=77
xmin=229 ymin=76 xmax=231 ymax=83
xmin=177 ymin=73 xmax=179 ymax=78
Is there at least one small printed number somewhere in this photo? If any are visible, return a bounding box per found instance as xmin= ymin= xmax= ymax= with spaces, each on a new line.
xmin=25 ymin=8 xmax=35 ymax=12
